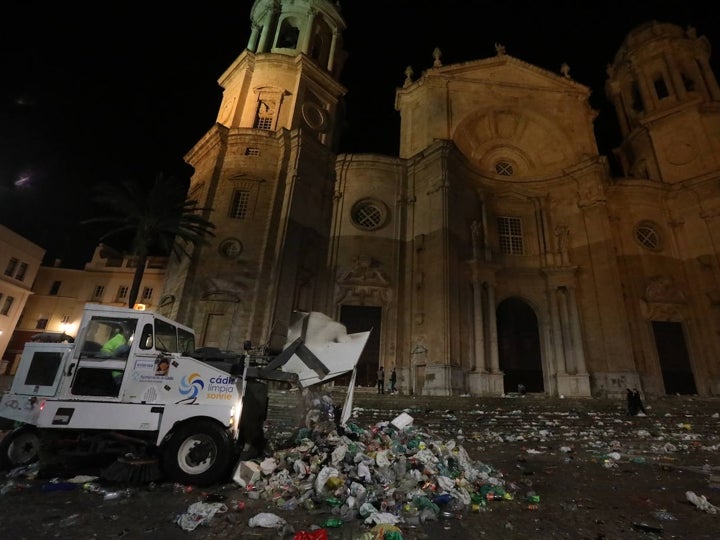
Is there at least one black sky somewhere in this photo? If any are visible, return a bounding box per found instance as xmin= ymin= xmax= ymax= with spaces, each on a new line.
xmin=1 ymin=1 xmax=718 ymax=268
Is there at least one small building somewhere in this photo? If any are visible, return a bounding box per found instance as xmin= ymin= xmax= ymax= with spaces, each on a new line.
xmin=5 ymin=244 xmax=167 ymax=374
xmin=0 ymin=225 xmax=45 ymax=372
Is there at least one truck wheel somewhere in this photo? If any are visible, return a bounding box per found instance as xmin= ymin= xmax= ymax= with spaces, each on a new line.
xmin=161 ymin=420 xmax=233 ymax=486
xmin=0 ymin=425 xmax=40 ymax=469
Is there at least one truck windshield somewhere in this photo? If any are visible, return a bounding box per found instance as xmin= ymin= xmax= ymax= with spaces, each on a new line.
xmin=155 ymin=319 xmax=179 ymax=353
xmin=179 ymin=328 xmax=195 ymax=355
xmin=80 ymin=317 xmax=137 ymax=358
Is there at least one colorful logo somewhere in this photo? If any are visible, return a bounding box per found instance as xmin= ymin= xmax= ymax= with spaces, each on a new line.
xmin=179 ymin=373 xmax=204 ymax=399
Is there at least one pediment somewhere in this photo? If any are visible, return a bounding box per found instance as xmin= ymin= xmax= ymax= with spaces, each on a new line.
xmin=428 ymin=54 xmax=587 ymax=93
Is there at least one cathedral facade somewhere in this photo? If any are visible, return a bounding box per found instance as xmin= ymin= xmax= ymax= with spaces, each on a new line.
xmin=159 ymin=0 xmax=720 ymax=398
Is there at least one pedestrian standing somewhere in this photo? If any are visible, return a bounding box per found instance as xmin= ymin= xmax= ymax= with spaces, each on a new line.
xmin=390 ymin=367 xmax=397 ymax=393
xmin=626 ymin=388 xmax=637 ymax=416
xmin=632 ymin=388 xmax=647 ymax=416
xmin=626 ymin=387 xmax=648 ymax=416
xmin=377 ymin=366 xmax=385 ymax=394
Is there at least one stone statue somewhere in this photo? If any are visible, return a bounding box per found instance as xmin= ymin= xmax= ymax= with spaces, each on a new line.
xmin=433 ymin=47 xmax=442 ymax=68
xmin=555 ymin=225 xmax=570 ymax=260
xmin=403 ymin=65 xmax=414 ymax=88
xmin=471 ymin=220 xmax=481 ymax=259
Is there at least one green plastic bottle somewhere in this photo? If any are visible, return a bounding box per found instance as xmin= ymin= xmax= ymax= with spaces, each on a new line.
xmin=320 ymin=517 xmax=343 ymax=528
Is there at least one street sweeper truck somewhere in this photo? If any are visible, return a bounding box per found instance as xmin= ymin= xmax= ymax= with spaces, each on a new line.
xmin=0 ymin=304 xmax=370 ymax=485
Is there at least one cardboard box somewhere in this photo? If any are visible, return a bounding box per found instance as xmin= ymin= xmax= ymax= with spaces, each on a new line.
xmin=232 ymin=460 xmax=261 ymax=487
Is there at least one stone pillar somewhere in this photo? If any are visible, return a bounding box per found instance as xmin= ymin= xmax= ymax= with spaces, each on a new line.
xmin=300 ymin=9 xmax=316 ymax=55
xmin=328 ymin=31 xmax=339 ymax=73
xmin=258 ymin=10 xmax=275 ymax=52
xmin=487 ymin=284 xmax=499 ymax=373
xmin=665 ymin=53 xmax=688 ymax=101
xmin=248 ymin=24 xmax=261 ymax=52
xmin=472 ymin=280 xmax=485 ymax=371
xmin=608 ymin=87 xmax=630 ymax=136
xmin=549 ymin=286 xmax=566 ymax=375
xmin=567 ymin=285 xmax=587 ymax=374
xmin=558 ymin=288 xmax=573 ymax=372
xmin=698 ymin=56 xmax=720 ymax=100
xmin=635 ymin=70 xmax=656 ymax=112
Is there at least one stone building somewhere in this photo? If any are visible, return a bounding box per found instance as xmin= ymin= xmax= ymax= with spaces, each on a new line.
xmin=0 ymin=225 xmax=44 ymax=369
xmin=160 ymin=0 xmax=720 ymax=398
xmin=4 ymin=244 xmax=167 ymax=374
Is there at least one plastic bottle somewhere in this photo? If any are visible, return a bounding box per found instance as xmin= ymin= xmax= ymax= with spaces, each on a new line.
xmin=324 ymin=496 xmax=343 ymax=507
xmin=320 ymin=517 xmax=343 ymax=528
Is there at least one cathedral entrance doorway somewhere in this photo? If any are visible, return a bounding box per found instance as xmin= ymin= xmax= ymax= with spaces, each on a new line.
xmin=339 ymin=305 xmax=381 ymax=388
xmin=652 ymin=321 xmax=697 ymax=395
xmin=497 ymin=298 xmax=544 ymax=394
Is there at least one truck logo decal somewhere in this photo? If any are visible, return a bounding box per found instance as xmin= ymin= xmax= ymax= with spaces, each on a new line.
xmin=179 ymin=373 xmax=204 ymax=401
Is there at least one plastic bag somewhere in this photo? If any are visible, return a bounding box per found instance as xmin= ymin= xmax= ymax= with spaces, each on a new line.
xmin=331 ymin=444 xmax=347 ymax=466
xmin=686 ymin=491 xmax=719 ymax=514
xmin=315 ymin=466 xmax=340 ymax=494
xmin=176 ymin=502 xmax=228 ymax=531
xmin=364 ymin=511 xmax=401 ymax=526
xmin=357 ymin=462 xmax=371 ymax=482
xmin=248 ymin=512 xmax=288 ymax=528
xmin=260 ymin=457 xmax=278 ymax=475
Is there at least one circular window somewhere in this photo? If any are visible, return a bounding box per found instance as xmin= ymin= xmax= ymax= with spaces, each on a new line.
xmin=219 ymin=238 xmax=243 ymax=259
xmin=350 ymin=199 xmax=389 ymax=231
xmin=634 ymin=222 xmax=661 ymax=251
xmin=495 ymin=160 xmax=514 ymax=176
xmin=301 ymin=102 xmax=328 ymax=132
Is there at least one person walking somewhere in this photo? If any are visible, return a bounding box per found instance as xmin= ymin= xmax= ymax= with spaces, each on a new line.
xmin=377 ymin=366 xmax=385 ymax=394
xmin=390 ymin=367 xmax=397 ymax=394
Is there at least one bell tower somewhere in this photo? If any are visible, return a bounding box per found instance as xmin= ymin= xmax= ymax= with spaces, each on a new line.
xmin=161 ymin=0 xmax=348 ymax=351
xmin=605 ymin=22 xmax=720 ymax=182
xmin=216 ymin=0 xmax=347 ymax=149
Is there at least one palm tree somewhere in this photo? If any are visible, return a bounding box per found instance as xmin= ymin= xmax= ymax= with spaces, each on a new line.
xmin=83 ymin=173 xmax=215 ymax=308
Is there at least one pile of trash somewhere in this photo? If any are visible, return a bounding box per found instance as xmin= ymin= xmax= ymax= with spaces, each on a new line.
xmin=209 ymin=390 xmax=534 ymax=535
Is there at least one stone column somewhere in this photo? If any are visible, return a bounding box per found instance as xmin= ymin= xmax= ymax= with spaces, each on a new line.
xmin=248 ymin=24 xmax=261 ymax=52
xmin=549 ymin=286 xmax=566 ymax=375
xmin=608 ymin=86 xmax=630 ymax=136
xmin=328 ymin=31 xmax=339 ymax=73
xmin=664 ymin=53 xmax=688 ymax=100
xmin=300 ymin=9 xmax=316 ymax=55
xmin=635 ymin=69 xmax=656 ymax=111
xmin=487 ymin=284 xmax=499 ymax=373
xmin=698 ymin=56 xmax=720 ymax=100
xmin=258 ymin=10 xmax=275 ymax=52
xmin=472 ymin=280 xmax=485 ymax=371
xmin=567 ymin=285 xmax=587 ymax=374
xmin=558 ymin=288 xmax=573 ymax=372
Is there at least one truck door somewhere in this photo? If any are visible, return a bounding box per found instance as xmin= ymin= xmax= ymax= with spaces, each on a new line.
xmin=67 ymin=315 xmax=139 ymax=398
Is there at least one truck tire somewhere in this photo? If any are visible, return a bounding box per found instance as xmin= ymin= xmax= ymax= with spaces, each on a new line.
xmin=0 ymin=425 xmax=40 ymax=469
xmin=161 ymin=420 xmax=233 ymax=486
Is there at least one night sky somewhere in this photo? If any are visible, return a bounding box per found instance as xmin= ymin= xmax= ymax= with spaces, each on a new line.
xmin=1 ymin=1 xmax=718 ymax=268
